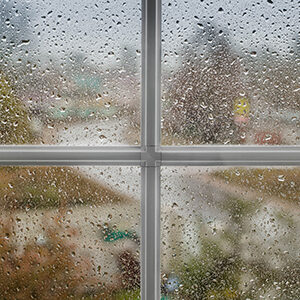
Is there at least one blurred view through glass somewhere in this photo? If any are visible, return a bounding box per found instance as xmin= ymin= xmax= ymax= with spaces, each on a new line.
xmin=0 ymin=166 xmax=140 ymax=299
xmin=0 ymin=0 xmax=141 ymax=145
xmin=1 ymin=0 xmax=300 ymax=299
xmin=162 ymin=0 xmax=299 ymax=145
xmin=161 ymin=167 xmax=300 ymax=299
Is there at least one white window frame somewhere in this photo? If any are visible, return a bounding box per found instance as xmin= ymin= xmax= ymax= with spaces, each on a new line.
xmin=0 ymin=1 xmax=300 ymax=299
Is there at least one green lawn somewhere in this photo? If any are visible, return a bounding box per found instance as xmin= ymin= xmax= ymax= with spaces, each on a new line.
xmin=213 ymin=167 xmax=300 ymax=204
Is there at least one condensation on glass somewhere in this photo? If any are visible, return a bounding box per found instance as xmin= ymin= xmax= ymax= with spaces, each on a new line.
xmin=0 ymin=1 xmax=141 ymax=145
xmin=0 ymin=166 xmax=141 ymax=299
xmin=161 ymin=167 xmax=300 ymax=299
xmin=162 ymin=0 xmax=299 ymax=145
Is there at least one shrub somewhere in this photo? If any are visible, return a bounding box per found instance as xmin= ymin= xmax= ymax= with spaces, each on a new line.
xmin=0 ymin=217 xmax=90 ymax=299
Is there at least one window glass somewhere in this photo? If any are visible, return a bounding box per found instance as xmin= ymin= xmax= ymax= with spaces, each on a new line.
xmin=162 ymin=0 xmax=299 ymax=145
xmin=0 ymin=0 xmax=141 ymax=145
xmin=0 ymin=166 xmax=140 ymax=299
xmin=161 ymin=166 xmax=300 ymax=299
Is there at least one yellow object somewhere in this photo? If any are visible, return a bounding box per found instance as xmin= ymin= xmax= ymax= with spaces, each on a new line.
xmin=234 ymin=98 xmax=250 ymax=116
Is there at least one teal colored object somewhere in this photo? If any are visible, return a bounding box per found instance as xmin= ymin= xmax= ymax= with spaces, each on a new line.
xmin=160 ymin=296 xmax=169 ymax=300
xmin=75 ymin=75 xmax=101 ymax=92
xmin=50 ymin=107 xmax=75 ymax=120
xmin=102 ymin=227 xmax=139 ymax=243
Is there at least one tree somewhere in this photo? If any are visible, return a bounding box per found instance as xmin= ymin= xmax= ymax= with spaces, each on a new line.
xmin=163 ymin=23 xmax=245 ymax=144
xmin=0 ymin=73 xmax=34 ymax=144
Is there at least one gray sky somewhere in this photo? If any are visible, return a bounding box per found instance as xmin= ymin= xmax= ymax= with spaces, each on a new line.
xmin=3 ymin=0 xmax=299 ymax=67
xmin=162 ymin=0 xmax=299 ymax=56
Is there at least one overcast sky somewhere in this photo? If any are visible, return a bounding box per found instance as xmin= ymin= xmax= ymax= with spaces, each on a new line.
xmin=2 ymin=0 xmax=299 ymax=66
xmin=163 ymin=0 xmax=298 ymax=55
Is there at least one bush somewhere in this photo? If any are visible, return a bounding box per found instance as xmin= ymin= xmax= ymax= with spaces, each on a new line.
xmin=0 ymin=217 xmax=90 ymax=299
xmin=176 ymin=240 xmax=240 ymax=300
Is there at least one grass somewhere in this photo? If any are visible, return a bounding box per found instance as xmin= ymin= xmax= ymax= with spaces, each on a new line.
xmin=213 ymin=168 xmax=300 ymax=204
xmin=77 ymin=289 xmax=140 ymax=300
xmin=113 ymin=289 xmax=140 ymax=300
xmin=0 ymin=166 xmax=131 ymax=210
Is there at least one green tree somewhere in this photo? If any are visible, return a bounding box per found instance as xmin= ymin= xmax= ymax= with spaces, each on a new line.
xmin=0 ymin=73 xmax=34 ymax=144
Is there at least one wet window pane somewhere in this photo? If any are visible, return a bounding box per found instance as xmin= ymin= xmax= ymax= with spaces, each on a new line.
xmin=0 ymin=166 xmax=140 ymax=299
xmin=162 ymin=0 xmax=299 ymax=145
xmin=0 ymin=1 xmax=141 ymax=145
xmin=161 ymin=167 xmax=300 ymax=299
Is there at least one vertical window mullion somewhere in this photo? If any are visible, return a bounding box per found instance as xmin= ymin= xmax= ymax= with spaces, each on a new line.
xmin=141 ymin=0 xmax=162 ymax=299
xmin=141 ymin=166 xmax=161 ymax=300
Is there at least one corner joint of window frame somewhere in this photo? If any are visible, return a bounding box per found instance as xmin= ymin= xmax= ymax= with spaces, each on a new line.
xmin=141 ymin=145 xmax=161 ymax=167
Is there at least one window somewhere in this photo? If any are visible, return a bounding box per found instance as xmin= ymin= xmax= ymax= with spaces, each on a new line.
xmin=0 ymin=0 xmax=299 ymax=299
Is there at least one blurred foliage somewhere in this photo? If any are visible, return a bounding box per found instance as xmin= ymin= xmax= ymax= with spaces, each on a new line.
xmin=78 ymin=288 xmax=141 ymax=300
xmin=167 ymin=194 xmax=300 ymax=299
xmin=221 ymin=196 xmax=257 ymax=225
xmin=162 ymin=27 xmax=244 ymax=144
xmin=176 ymin=240 xmax=240 ymax=299
xmin=0 ymin=217 xmax=90 ymax=299
xmin=117 ymin=250 xmax=140 ymax=291
xmin=0 ymin=166 xmax=131 ymax=210
xmin=214 ymin=168 xmax=300 ymax=204
xmin=0 ymin=217 xmax=142 ymax=300
xmin=113 ymin=288 xmax=140 ymax=300
xmin=0 ymin=73 xmax=34 ymax=144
